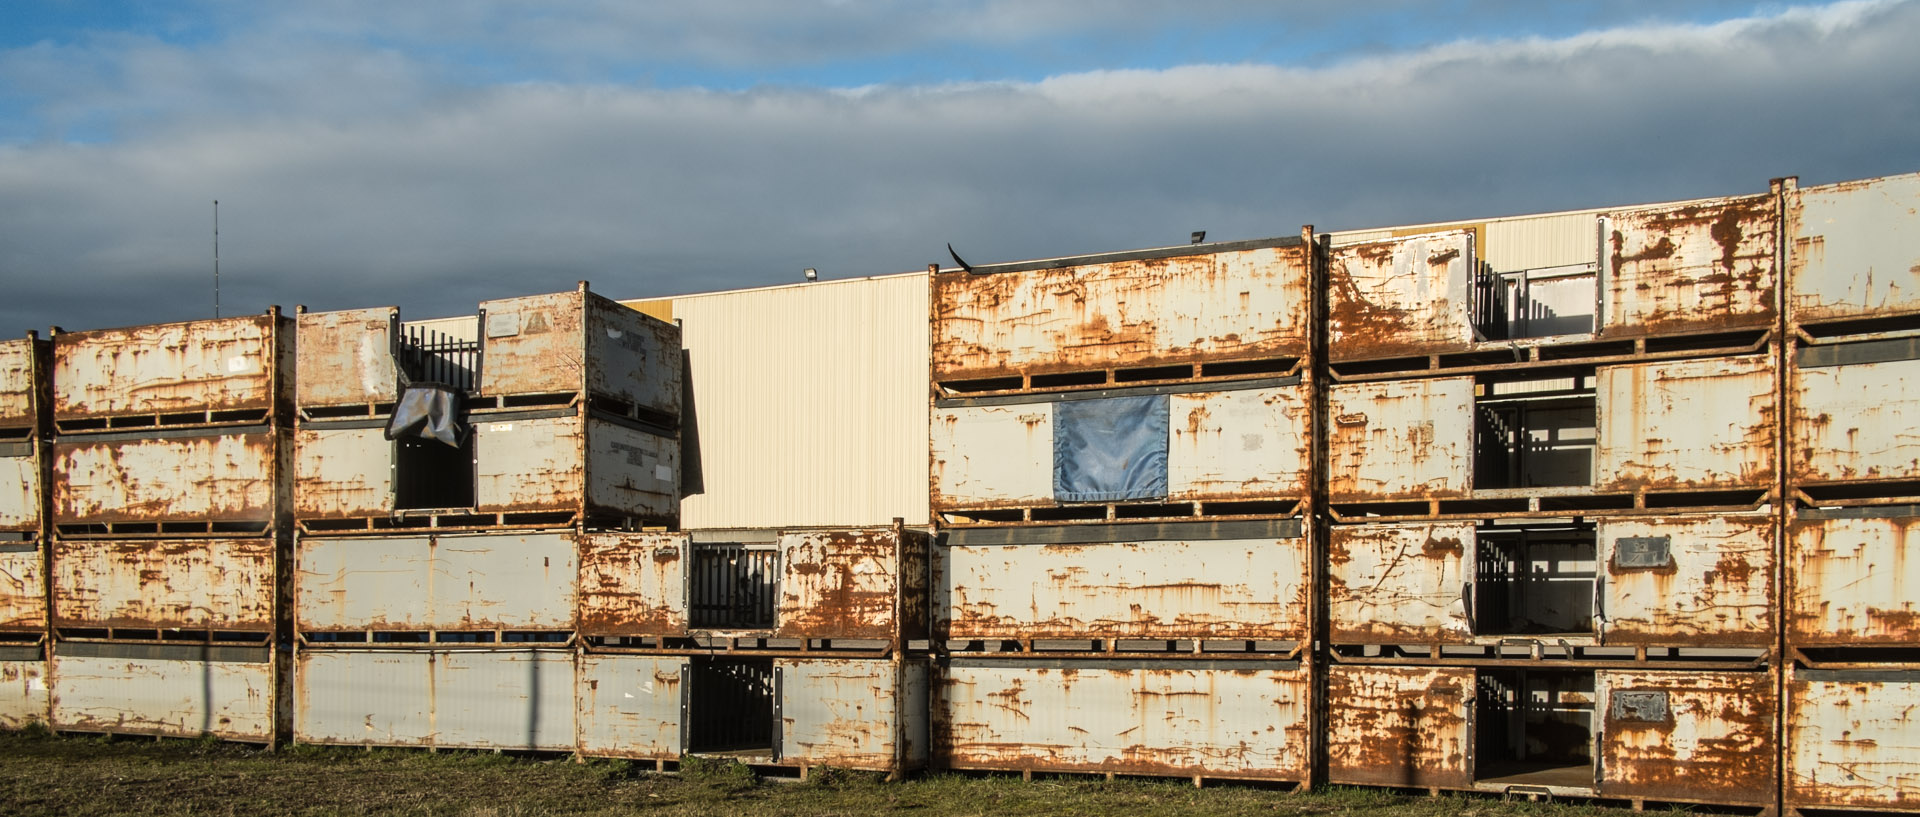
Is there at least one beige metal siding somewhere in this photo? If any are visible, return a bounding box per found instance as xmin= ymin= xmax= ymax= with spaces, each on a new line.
xmin=1484 ymin=213 xmax=1601 ymax=273
xmin=629 ymin=274 xmax=930 ymax=529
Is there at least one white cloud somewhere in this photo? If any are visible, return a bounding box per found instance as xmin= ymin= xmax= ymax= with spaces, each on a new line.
xmin=0 ymin=1 xmax=1916 ymax=333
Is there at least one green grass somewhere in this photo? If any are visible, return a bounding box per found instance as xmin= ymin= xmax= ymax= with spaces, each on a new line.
xmin=0 ymin=729 xmax=1641 ymax=817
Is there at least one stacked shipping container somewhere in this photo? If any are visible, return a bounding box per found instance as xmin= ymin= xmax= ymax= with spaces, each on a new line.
xmin=45 ymin=311 xmax=296 ymax=742
xmin=928 ymin=233 xmax=1319 ymax=785
xmin=290 ymin=283 xmax=680 ymax=752
xmin=1781 ymin=172 xmax=1920 ymax=815
xmin=2 ymin=169 xmax=1917 ymax=812
xmin=1321 ymin=186 xmax=1786 ymax=805
xmin=0 ymin=334 xmax=50 ymax=728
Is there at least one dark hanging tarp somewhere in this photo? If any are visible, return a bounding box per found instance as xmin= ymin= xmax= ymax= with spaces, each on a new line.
xmin=1052 ymin=393 xmax=1169 ymax=502
xmin=385 ymin=382 xmax=466 ymax=447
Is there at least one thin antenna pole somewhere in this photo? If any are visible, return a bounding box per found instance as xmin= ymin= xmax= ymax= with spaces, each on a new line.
xmin=213 ymin=199 xmax=221 ymax=318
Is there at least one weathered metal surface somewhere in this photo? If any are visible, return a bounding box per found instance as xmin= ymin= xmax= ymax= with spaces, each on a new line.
xmin=626 ymin=273 xmax=930 ymax=530
xmin=1595 ymin=515 xmax=1773 ymax=646
xmin=1787 ymin=667 xmax=1920 ymax=809
xmin=292 ymin=426 xmax=393 ymax=518
xmin=50 ymin=644 xmax=274 ymax=741
xmin=0 ymin=338 xmax=40 ymax=428
xmin=0 ymin=658 xmax=49 ymax=728
xmin=53 ymin=314 xmax=283 ymax=421
xmin=1165 ymin=385 xmax=1311 ymax=500
xmin=591 ymin=537 xmax=672 ymax=635
xmin=53 ymin=431 xmax=277 ymax=525
xmin=1789 ymin=514 xmax=1920 ymax=646
xmin=1328 ymin=377 xmax=1474 ymax=502
xmin=1789 ymin=172 xmax=1920 ymax=323
xmin=576 ymin=532 xmax=689 ymax=636
xmin=473 ymin=415 xmax=676 ymax=519
xmin=0 ymin=548 xmax=46 ymax=631
xmin=932 ymin=243 xmax=1310 ymax=381
xmin=1328 ymin=522 xmax=1474 ymax=643
xmin=297 ymin=533 xmax=575 ymax=632
xmin=1602 ymin=194 xmax=1777 ymax=337
xmin=932 ymin=383 xmax=1310 ymax=511
xmin=1595 ymin=670 xmax=1775 ymax=803
xmin=295 ymin=648 xmax=575 ymax=750
xmin=936 ymin=660 xmax=1310 ymax=780
xmin=1327 ymin=665 xmax=1474 ymax=788
xmin=0 ymin=451 xmax=40 ymax=532
xmin=780 ymin=658 xmax=927 ymax=770
xmin=576 ymin=653 xmax=682 ymax=759
xmin=583 ymin=419 xmax=679 ymax=518
xmin=944 ymin=536 xmax=1308 ymax=641
xmin=53 ymin=538 xmax=274 ymax=631
xmin=479 ymin=289 xmax=681 ymax=414
xmin=295 ymin=307 xmax=397 ymax=408
xmin=930 ymin=402 xmax=1053 ymax=509
xmin=777 ymin=530 xmax=901 ymax=641
xmin=1327 ymin=230 xmax=1475 ymax=361
xmin=1792 ymin=355 xmax=1920 ymax=483
xmin=1595 ymin=355 xmax=1775 ymax=492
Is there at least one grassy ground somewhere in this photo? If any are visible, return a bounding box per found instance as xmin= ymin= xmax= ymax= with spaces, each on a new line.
xmin=0 ymin=728 xmax=1645 ymax=817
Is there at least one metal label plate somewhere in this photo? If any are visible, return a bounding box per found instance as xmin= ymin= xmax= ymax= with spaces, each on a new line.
xmin=1610 ymin=690 xmax=1671 ymax=722
xmin=1614 ymin=536 xmax=1673 ymax=569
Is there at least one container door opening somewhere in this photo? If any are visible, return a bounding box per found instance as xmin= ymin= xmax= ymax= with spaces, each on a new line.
xmin=1473 ymin=263 xmax=1598 ymax=341
xmin=1474 ymin=668 xmax=1595 ymax=791
xmin=684 ymin=657 xmax=777 ymax=756
xmin=391 ymin=318 xmax=481 ymax=511
xmin=688 ymin=543 xmax=779 ymax=631
xmin=1473 ymin=522 xmax=1596 ymax=637
xmin=1474 ymin=372 xmax=1596 ymax=489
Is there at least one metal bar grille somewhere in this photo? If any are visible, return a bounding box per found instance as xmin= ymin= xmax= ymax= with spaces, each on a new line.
xmin=397 ymin=323 xmax=481 ymax=392
xmin=686 ymin=659 xmax=775 ymax=753
xmin=689 ymin=544 xmax=779 ymax=630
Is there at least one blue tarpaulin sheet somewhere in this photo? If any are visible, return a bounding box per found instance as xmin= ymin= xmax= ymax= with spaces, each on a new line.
xmin=1052 ymin=394 xmax=1169 ymax=502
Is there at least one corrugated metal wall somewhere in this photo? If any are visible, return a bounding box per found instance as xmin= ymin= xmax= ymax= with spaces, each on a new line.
xmin=624 ymin=273 xmax=930 ymax=529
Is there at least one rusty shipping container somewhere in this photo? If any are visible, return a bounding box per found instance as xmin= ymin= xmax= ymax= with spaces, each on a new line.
xmin=932 ymin=238 xmax=1311 ymax=390
xmin=935 ymin=658 xmax=1310 ymax=782
xmin=0 ymin=546 xmax=46 ymax=632
xmin=51 ymin=538 xmax=276 ymax=633
xmin=939 ymin=520 xmax=1307 ymax=645
xmin=478 ymin=286 xmax=681 ymax=417
xmin=1786 ymin=172 xmax=1920 ymax=326
xmin=1790 ymin=333 xmax=1920 ymax=491
xmin=1327 ymin=191 xmax=1778 ymax=366
xmin=296 ymin=532 xmax=575 ymax=634
xmin=1787 ymin=665 xmax=1920 ymax=811
xmin=1328 ymin=665 xmax=1774 ymax=802
xmin=1788 ymin=508 xmax=1920 ymax=647
xmin=932 ymin=380 xmax=1310 ymax=517
xmin=1325 ymin=354 xmax=1775 ymax=506
xmin=294 ymin=306 xmax=400 ymax=411
xmin=53 ymin=428 xmax=284 ymax=531
xmin=576 ymin=654 xmax=928 ymax=773
xmin=0 ymin=645 xmax=49 ymax=729
xmin=295 ymin=648 xmax=573 ymax=750
xmin=52 ymin=311 xmax=293 ymax=430
xmin=577 ymin=526 xmax=928 ymax=644
xmin=1327 ymin=513 xmax=1772 ymax=649
xmin=50 ymin=641 xmax=282 ymax=742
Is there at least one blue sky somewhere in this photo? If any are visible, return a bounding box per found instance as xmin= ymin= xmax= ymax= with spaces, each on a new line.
xmin=3 ymin=1 xmax=1918 ymax=331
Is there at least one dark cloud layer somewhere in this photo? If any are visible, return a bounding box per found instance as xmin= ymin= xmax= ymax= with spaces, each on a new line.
xmin=1 ymin=1 xmax=1917 ymax=333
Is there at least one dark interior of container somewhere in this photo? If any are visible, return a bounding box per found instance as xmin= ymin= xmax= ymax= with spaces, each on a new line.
xmin=391 ymin=319 xmax=480 ymax=511
xmin=1473 ymin=371 xmax=1596 ymax=489
xmin=688 ymin=543 xmax=779 ymax=630
xmin=1474 ymin=668 xmax=1595 ymax=789
xmin=686 ymin=657 xmax=775 ymax=755
xmin=1474 ymin=521 xmax=1596 ymax=636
